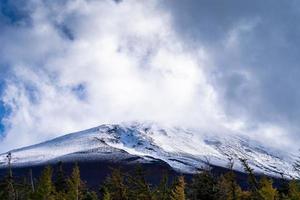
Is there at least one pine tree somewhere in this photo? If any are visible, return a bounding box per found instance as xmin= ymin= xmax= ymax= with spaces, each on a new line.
xmin=127 ymin=165 xmax=153 ymax=200
xmin=217 ymin=173 xmax=242 ymax=200
xmin=103 ymin=168 xmax=128 ymax=200
xmin=33 ymin=165 xmax=55 ymax=200
xmin=258 ymin=177 xmax=278 ymax=200
xmin=102 ymin=187 xmax=111 ymax=200
xmin=239 ymin=159 xmax=261 ymax=200
xmin=239 ymin=191 xmax=251 ymax=200
xmin=82 ymin=191 xmax=98 ymax=200
xmin=216 ymin=159 xmax=243 ymax=200
xmin=188 ymin=170 xmax=218 ymax=200
xmin=277 ymin=174 xmax=289 ymax=199
xmin=55 ymin=191 xmax=68 ymax=200
xmin=66 ymin=163 xmax=83 ymax=200
xmin=288 ymin=180 xmax=300 ymax=200
xmin=170 ymin=176 xmax=185 ymax=200
xmin=154 ymin=173 xmax=170 ymax=200
xmin=55 ymin=161 xmax=67 ymax=193
xmin=53 ymin=162 xmax=68 ymax=199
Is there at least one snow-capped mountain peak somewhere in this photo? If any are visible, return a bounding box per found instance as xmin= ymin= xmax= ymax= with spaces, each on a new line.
xmin=0 ymin=122 xmax=298 ymax=179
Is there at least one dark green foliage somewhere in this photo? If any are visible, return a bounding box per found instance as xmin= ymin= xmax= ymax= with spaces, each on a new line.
xmin=277 ymin=178 xmax=289 ymax=199
xmin=240 ymin=159 xmax=262 ymax=200
xmin=0 ymin=175 xmax=16 ymax=200
xmin=240 ymin=159 xmax=259 ymax=192
xmin=216 ymin=172 xmax=243 ymax=200
xmin=6 ymin=174 xmax=15 ymax=200
xmin=66 ymin=163 xmax=84 ymax=200
xmin=188 ymin=170 xmax=218 ymax=200
xmin=0 ymin=152 xmax=16 ymax=200
xmin=82 ymin=190 xmax=98 ymax=200
xmin=102 ymin=168 xmax=128 ymax=200
xmin=216 ymin=159 xmax=246 ymax=200
xmin=32 ymin=165 xmax=55 ymax=200
xmin=288 ymin=180 xmax=300 ymax=200
xmin=14 ymin=177 xmax=33 ymax=200
xmin=127 ymin=165 xmax=153 ymax=200
xmin=154 ymin=173 xmax=170 ymax=200
xmin=1 ymin=161 xmax=300 ymax=200
xmin=102 ymin=186 xmax=111 ymax=200
xmin=55 ymin=161 xmax=67 ymax=193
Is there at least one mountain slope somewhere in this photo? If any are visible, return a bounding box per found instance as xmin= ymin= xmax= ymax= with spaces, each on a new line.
xmin=0 ymin=122 xmax=298 ymax=178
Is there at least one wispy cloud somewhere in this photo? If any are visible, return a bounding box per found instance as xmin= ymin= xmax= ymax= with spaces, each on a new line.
xmin=0 ymin=0 xmax=297 ymax=153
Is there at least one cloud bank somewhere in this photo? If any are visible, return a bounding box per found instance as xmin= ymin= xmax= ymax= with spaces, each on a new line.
xmin=0 ymin=0 xmax=298 ymax=152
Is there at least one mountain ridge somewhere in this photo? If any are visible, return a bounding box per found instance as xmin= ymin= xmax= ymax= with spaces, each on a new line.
xmin=0 ymin=122 xmax=298 ymax=179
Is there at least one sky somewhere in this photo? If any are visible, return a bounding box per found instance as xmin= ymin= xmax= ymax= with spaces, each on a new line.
xmin=0 ymin=0 xmax=300 ymax=153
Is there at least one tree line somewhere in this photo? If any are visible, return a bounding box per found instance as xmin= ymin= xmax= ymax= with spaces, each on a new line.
xmin=0 ymin=158 xmax=300 ymax=200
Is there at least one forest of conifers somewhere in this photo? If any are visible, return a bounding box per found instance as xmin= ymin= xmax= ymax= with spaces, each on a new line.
xmin=0 ymin=159 xmax=300 ymax=200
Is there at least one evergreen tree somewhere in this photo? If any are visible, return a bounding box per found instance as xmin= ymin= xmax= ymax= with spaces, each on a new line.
xmin=103 ymin=168 xmax=128 ymax=200
xmin=288 ymin=180 xmax=300 ymax=200
xmin=239 ymin=191 xmax=251 ymax=200
xmin=55 ymin=191 xmax=68 ymax=200
xmin=258 ymin=177 xmax=278 ymax=200
xmin=239 ymin=159 xmax=261 ymax=200
xmin=217 ymin=172 xmax=242 ymax=200
xmin=127 ymin=165 xmax=153 ymax=200
xmin=277 ymin=175 xmax=289 ymax=200
xmin=33 ymin=165 xmax=55 ymax=200
xmin=55 ymin=161 xmax=67 ymax=193
xmin=82 ymin=190 xmax=98 ymax=200
xmin=188 ymin=170 xmax=218 ymax=200
xmin=170 ymin=176 xmax=185 ymax=200
xmin=154 ymin=173 xmax=170 ymax=200
xmin=53 ymin=162 xmax=68 ymax=199
xmin=66 ymin=163 xmax=83 ymax=200
xmin=0 ymin=160 xmax=293 ymax=200
xmin=102 ymin=187 xmax=111 ymax=200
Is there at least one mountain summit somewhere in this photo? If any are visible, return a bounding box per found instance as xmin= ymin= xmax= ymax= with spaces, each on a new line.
xmin=0 ymin=122 xmax=298 ymax=178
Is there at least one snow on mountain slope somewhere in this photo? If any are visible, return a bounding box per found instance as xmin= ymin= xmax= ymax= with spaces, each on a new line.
xmin=0 ymin=122 xmax=298 ymax=178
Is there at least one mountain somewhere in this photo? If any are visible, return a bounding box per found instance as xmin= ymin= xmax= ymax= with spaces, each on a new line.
xmin=0 ymin=122 xmax=298 ymax=179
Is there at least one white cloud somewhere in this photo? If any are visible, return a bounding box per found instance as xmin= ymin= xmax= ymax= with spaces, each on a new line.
xmin=0 ymin=0 xmax=226 ymax=152
xmin=0 ymin=0 xmax=295 ymax=153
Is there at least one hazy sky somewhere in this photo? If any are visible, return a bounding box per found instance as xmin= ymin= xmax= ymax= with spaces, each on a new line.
xmin=0 ymin=0 xmax=300 ymax=153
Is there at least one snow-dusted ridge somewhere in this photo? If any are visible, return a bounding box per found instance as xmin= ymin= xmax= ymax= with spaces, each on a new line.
xmin=0 ymin=122 xmax=298 ymax=178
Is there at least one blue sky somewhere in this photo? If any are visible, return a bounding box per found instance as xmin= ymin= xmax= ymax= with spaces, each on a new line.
xmin=0 ymin=81 xmax=6 ymax=134
xmin=0 ymin=0 xmax=21 ymax=135
xmin=1 ymin=0 xmax=300 ymax=152
xmin=0 ymin=104 xmax=5 ymax=134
